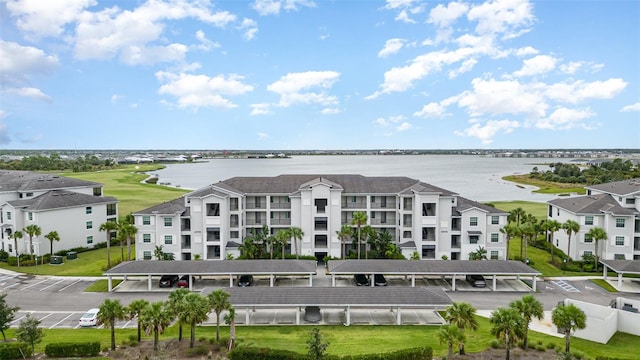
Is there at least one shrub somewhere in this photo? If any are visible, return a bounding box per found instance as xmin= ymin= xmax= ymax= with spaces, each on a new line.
xmin=186 ymin=345 xmax=209 ymax=357
xmin=535 ymin=345 xmax=546 ymax=352
xmin=0 ymin=342 xmax=32 ymax=359
xmin=572 ymin=350 xmax=585 ymax=360
xmin=229 ymin=347 xmax=311 ymax=360
xmin=44 ymin=342 xmax=101 ymax=357
xmin=546 ymin=341 xmax=556 ymax=349
xmin=0 ymin=249 xmax=8 ymax=262
xmin=489 ymin=339 xmax=501 ymax=349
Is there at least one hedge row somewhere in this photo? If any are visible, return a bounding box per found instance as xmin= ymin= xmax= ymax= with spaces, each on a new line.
xmin=228 ymin=347 xmax=433 ymax=360
xmin=0 ymin=342 xmax=32 ymax=359
xmin=44 ymin=341 xmax=101 ymax=357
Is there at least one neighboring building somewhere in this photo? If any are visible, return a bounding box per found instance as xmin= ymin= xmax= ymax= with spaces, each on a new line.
xmin=547 ymin=178 xmax=640 ymax=260
xmin=0 ymin=170 xmax=118 ymax=256
xmin=133 ymin=174 xmax=508 ymax=261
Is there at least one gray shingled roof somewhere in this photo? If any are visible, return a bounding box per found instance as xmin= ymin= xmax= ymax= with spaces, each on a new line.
xmin=548 ymin=194 xmax=635 ymax=216
xmin=223 ymin=286 xmax=451 ymax=307
xmin=0 ymin=170 xmax=101 ymax=193
xmin=7 ymin=190 xmax=117 ymax=211
xmin=105 ymin=259 xmax=317 ymax=275
xmin=587 ymin=178 xmax=640 ymax=196
xmin=600 ymin=260 xmax=640 ymax=274
xmin=327 ymin=259 xmax=540 ymax=275
xmin=134 ymin=197 xmax=187 ymax=215
xmin=456 ymin=196 xmax=509 ymax=214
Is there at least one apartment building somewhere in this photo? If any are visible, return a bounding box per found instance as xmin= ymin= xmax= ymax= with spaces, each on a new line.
xmin=0 ymin=170 xmax=118 ymax=256
xmin=547 ymin=178 xmax=640 ymax=260
xmin=133 ymin=174 xmax=508 ymax=261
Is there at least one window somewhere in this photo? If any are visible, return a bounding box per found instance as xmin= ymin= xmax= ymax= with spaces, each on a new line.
xmin=585 ymin=216 xmax=594 ymax=226
xmin=93 ymin=187 xmax=102 ymax=196
xmin=164 ymin=235 xmax=173 ymax=245
xmin=315 ymin=199 xmax=327 ymax=213
xmin=470 ymin=217 xmax=478 ymax=226
xmin=469 ymin=235 xmax=479 ymax=244
xmin=6 ymin=212 xmax=11 ymax=220
xmin=371 ymin=196 xmax=376 ymax=203
xmin=143 ymin=251 xmax=152 ymax=260
xmin=491 ymin=216 xmax=499 ymax=225
xmin=107 ymin=203 xmax=116 ymax=216
xmin=86 ymin=221 xmax=93 ymax=229
xmin=143 ymin=234 xmax=151 ymax=243
xmin=626 ymin=198 xmax=635 ymax=205
xmin=583 ymin=250 xmax=593 ymax=257
xmin=351 ymin=196 xmax=357 ymax=203
xmin=615 ymin=236 xmax=625 ymax=246
xmin=164 ymin=217 xmax=172 ymax=227
xmin=28 ymin=212 xmax=33 ymax=221
xmin=143 ymin=216 xmax=151 ymax=225
xmin=207 ymin=203 xmax=220 ymax=216
xmin=584 ymin=234 xmax=593 ymax=243
xmin=87 ymin=236 xmax=93 ymax=244
xmin=230 ymin=231 xmax=239 ymax=239
xmin=26 ymin=192 xmax=33 ymax=197
xmin=616 ymin=218 xmax=625 ymax=228
xmin=86 ymin=206 xmax=92 ymax=214
xmin=8 ymin=244 xmax=12 ymax=252
xmin=490 ymin=250 xmax=499 ymax=260
xmin=491 ymin=233 xmax=499 ymax=242
xmin=403 ymin=231 xmax=412 ymax=238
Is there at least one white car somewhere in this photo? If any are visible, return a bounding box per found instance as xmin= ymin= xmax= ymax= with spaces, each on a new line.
xmin=79 ymin=308 xmax=99 ymax=327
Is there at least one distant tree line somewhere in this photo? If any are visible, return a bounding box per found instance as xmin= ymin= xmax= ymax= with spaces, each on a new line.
xmin=528 ymin=158 xmax=639 ymax=185
xmin=0 ymin=153 xmax=117 ymax=172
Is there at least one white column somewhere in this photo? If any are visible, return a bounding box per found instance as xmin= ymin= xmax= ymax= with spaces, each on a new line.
xmin=345 ymin=306 xmax=351 ymax=326
xmin=603 ymin=265 xmax=607 ymax=279
xmin=618 ymin=273 xmax=623 ymax=290
xmin=396 ymin=307 xmax=402 ymax=325
xmin=245 ymin=308 xmax=250 ymax=325
xmin=370 ymin=273 xmax=374 ymax=287
xmin=230 ymin=275 xmax=234 ymax=287
xmin=331 ymin=274 xmax=336 ymax=287
xmin=147 ymin=275 xmax=152 ymax=291
xmin=296 ymin=307 xmax=301 ymax=325
xmin=532 ymin=275 xmax=537 ymax=292
xmin=492 ymin=275 xmax=497 ymax=291
xmin=411 ymin=275 xmax=415 ymax=287
xmin=270 ymin=275 xmax=274 ymax=287
xmin=108 ymin=276 xmax=112 ymax=292
xmin=452 ymin=275 xmax=456 ymax=291
xmin=189 ymin=275 xmax=193 ymax=291
xmin=309 ymin=274 xmax=313 ymax=287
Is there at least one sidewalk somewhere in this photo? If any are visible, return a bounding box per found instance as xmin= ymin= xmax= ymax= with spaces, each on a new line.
xmin=477 ymin=310 xmax=562 ymax=338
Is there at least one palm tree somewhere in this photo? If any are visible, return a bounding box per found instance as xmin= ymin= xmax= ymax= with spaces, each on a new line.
xmin=552 ymin=303 xmax=586 ymax=353
xmin=23 ymin=224 xmax=41 ymax=261
xmin=562 ymin=220 xmax=580 ymax=260
xmin=126 ymin=299 xmax=149 ymax=342
xmin=276 ymin=229 xmax=289 ymax=259
xmin=208 ymin=289 xmax=231 ymax=341
xmin=139 ymin=301 xmax=173 ymax=351
xmin=437 ymin=325 xmax=465 ymax=360
xmin=443 ymin=301 xmax=478 ymax=355
xmin=509 ymin=295 xmax=544 ymax=350
xmin=289 ymin=226 xmax=304 ymax=260
xmin=118 ymin=223 xmax=137 ymax=261
xmin=490 ymin=307 xmax=525 ymax=360
xmin=224 ymin=307 xmax=236 ymax=351
xmin=168 ymin=288 xmax=190 ymax=341
xmin=545 ymin=220 xmax=562 ymax=264
xmin=9 ymin=230 xmax=23 ymax=267
xmin=97 ymin=299 xmax=126 ymax=350
xmin=587 ymin=227 xmax=608 ymax=269
xmin=267 ymin=234 xmax=276 ymax=259
xmin=44 ymin=231 xmax=60 ymax=257
xmin=499 ymin=222 xmax=519 ymax=261
xmin=336 ymin=225 xmax=352 ymax=259
xmin=519 ymin=222 xmax=535 ymax=264
xmin=350 ymin=211 xmax=368 ymax=259
xmin=182 ymin=293 xmax=211 ymax=348
xmin=508 ymin=208 xmax=526 ymax=259
xmin=99 ymin=220 xmax=118 ymax=268
xmin=362 ymin=225 xmax=376 ymax=260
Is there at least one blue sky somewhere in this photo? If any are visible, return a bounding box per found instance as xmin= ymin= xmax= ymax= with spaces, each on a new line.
xmin=1 ymin=0 xmax=638 ymax=150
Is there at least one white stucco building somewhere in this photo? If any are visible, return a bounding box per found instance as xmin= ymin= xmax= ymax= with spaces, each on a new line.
xmin=0 ymin=170 xmax=118 ymax=256
xmin=547 ymin=178 xmax=640 ymax=261
xmin=133 ymin=174 xmax=508 ymax=262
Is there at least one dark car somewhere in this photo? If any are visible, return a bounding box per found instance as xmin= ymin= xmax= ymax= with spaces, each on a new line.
xmin=159 ymin=275 xmax=179 ymax=288
xmin=354 ymin=274 xmax=369 ymax=286
xmin=177 ymin=275 xmax=194 ymax=288
xmin=238 ymin=275 xmax=254 ymax=287
xmin=374 ymin=274 xmax=387 ymax=286
xmin=304 ymin=306 xmax=322 ymax=323
xmin=465 ymin=274 xmax=486 ymax=288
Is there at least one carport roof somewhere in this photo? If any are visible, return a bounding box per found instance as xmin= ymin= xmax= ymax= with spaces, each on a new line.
xmin=222 ymin=286 xmax=451 ymax=307
xmin=328 ymin=259 xmax=540 ymax=275
xmin=104 ymin=260 xmax=317 ymax=276
xmin=600 ymin=260 xmax=640 ymax=274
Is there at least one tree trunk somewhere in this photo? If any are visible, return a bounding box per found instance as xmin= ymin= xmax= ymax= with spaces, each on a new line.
xmin=127 ymin=235 xmax=131 ymax=261
xmin=565 ymin=331 xmax=571 ymax=353
xmin=190 ymin=321 xmax=196 ymax=348
xmin=229 ymin=319 xmax=236 ymax=351
xmin=107 ymin=235 xmax=111 ymax=268
xmin=216 ymin=313 xmax=220 ymax=341
xmin=505 ymin=332 xmax=511 ymax=360
xmin=29 ymin=237 xmax=34 ymax=261
xmin=448 ymin=343 xmax=453 ymax=359
xmin=154 ymin=328 xmax=159 ymax=350
xmin=357 ymin=227 xmax=361 ymax=259
xmin=549 ymin=234 xmax=554 ymax=265
xmin=178 ymin=321 xmax=183 ymax=341
xmin=120 ymin=241 xmax=124 ymax=262
xmin=110 ymin=323 xmax=116 ymax=350
xmin=342 ymin=239 xmax=345 ymax=259
xmin=567 ymin=235 xmax=572 ymax=261
xmin=594 ymin=240 xmax=598 ymax=270
xmin=137 ymin=323 xmax=141 ymax=342
xmin=459 ymin=343 xmax=466 ymax=355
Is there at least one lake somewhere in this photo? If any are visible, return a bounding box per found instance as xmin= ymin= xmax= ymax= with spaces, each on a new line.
xmin=150 ymin=155 xmax=564 ymax=203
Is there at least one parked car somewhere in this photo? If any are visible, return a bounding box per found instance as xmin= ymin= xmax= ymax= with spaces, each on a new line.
xmin=354 ymin=274 xmax=369 ymax=286
xmin=159 ymin=275 xmax=179 ymax=288
xmin=238 ymin=275 xmax=254 ymax=287
xmin=304 ymin=306 xmax=322 ymax=323
xmin=177 ymin=275 xmax=193 ymax=288
xmin=465 ymin=274 xmax=486 ymax=288
xmin=374 ymin=274 xmax=387 ymax=286
xmin=78 ymin=308 xmax=99 ymax=327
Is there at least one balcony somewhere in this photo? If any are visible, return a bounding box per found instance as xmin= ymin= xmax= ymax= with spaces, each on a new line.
xmin=270 ymin=202 xmax=291 ymax=209
xmin=314 ymin=237 xmax=328 ymax=248
xmin=634 ymin=237 xmax=640 ymax=251
xmin=371 ymin=217 xmax=396 ymax=226
xmin=451 ymin=237 xmax=461 ymax=248
xmin=246 ymin=203 xmax=266 ymax=210
xmin=270 ymin=218 xmax=291 ymax=226
xmin=371 ymin=199 xmax=396 ymax=209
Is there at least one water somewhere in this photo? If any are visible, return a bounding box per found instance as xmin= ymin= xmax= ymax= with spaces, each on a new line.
xmin=151 ymin=155 xmax=563 ymax=202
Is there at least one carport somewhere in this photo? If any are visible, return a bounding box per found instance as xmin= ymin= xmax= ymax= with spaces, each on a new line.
xmin=328 ymin=260 xmax=540 ymax=291
xmin=103 ymin=260 xmax=317 ymax=292
xmin=601 ymin=260 xmax=640 ymax=292
xmin=221 ymin=286 xmax=451 ymax=325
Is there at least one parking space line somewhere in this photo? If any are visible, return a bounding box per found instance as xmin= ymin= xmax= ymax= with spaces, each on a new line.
xmin=19 ymin=279 xmax=49 ymax=291
xmin=121 ymin=320 xmax=132 ymax=329
xmin=50 ymin=313 xmax=77 ymax=329
xmin=57 ymin=279 xmax=82 ymax=292
xmin=3 ymin=282 xmax=21 ymax=290
xmin=38 ymin=313 xmax=55 ymax=321
xmin=11 ymin=314 xmax=28 ymax=324
xmin=40 ymin=279 xmax=66 ymax=291
xmin=0 ymin=275 xmax=16 ymax=281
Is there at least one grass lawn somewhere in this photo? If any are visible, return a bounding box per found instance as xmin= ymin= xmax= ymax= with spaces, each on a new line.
xmin=502 ymin=175 xmax=586 ymax=195
xmin=489 ymin=200 xmax=548 ymax=220
xmin=60 ymin=165 xmax=189 ymax=218
xmin=0 ymin=245 xmax=132 ymax=276
xmin=84 ymin=279 xmax=123 ymax=292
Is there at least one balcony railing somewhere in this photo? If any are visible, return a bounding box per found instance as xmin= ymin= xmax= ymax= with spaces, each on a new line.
xmin=246 ymin=203 xmax=266 ymax=209
xmin=246 ymin=219 xmax=266 ymax=225
xmin=270 ymin=202 xmax=291 ymax=209
xmin=371 ymin=218 xmax=396 ymax=226
xmin=314 ymin=240 xmax=328 ymax=248
xmin=271 ymin=218 xmax=291 ymax=225
xmin=371 ymin=202 xmax=396 ymax=209
xmin=342 ymin=202 xmax=367 ymax=209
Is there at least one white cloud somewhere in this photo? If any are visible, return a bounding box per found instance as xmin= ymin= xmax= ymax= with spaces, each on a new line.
xmin=455 ymin=119 xmax=520 ymax=145
xmin=513 ymin=55 xmax=558 ymax=77
xmin=457 ymin=78 xmax=547 ymax=118
xmin=559 ymin=61 xmax=582 ymax=75
xmin=257 ymin=132 xmax=269 ymax=139
xmin=467 ymin=0 xmax=534 ymax=38
xmin=514 ymin=46 xmax=539 ymax=56
xmin=4 ymin=0 xmax=94 ymax=38
xmin=320 ymin=108 xmax=341 ymax=115
xmin=250 ymin=103 xmax=273 ymax=115
xmin=428 ymin=2 xmax=469 ymax=42
xmin=621 ymin=102 xmax=640 ymax=112
xmin=195 ymin=30 xmax=220 ymax=51
xmin=239 ymin=18 xmax=258 ymax=40
xmin=111 ymin=94 xmax=123 ymax=104
xmin=120 ymin=43 xmax=188 ymax=65
xmin=5 ymin=87 xmax=52 ymax=102
xmin=267 ymin=71 xmax=340 ymax=107
xmin=0 ymin=41 xmax=57 ymax=101
xmin=384 ymin=0 xmax=424 ymax=23
xmin=156 ymin=71 xmax=254 ymax=110
xmin=545 ymin=78 xmax=627 ymax=104
xmin=378 ymin=38 xmax=406 ymax=58
xmin=535 ymin=107 xmax=594 ymax=130
xmin=397 ymin=122 xmax=412 ymax=131
xmin=375 ymin=115 xmax=405 ymax=126
xmin=252 ymin=0 xmax=316 ymax=16
xmin=414 ymin=102 xmax=448 ymax=118
xmin=449 ymin=58 xmax=478 ymax=78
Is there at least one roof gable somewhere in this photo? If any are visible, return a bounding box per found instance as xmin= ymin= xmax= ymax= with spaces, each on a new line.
xmin=7 ymin=190 xmax=117 ymax=211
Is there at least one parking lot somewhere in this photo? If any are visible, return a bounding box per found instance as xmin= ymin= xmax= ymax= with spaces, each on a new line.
xmin=9 ymin=310 xmax=139 ymax=330
xmin=0 ymin=274 xmax=96 ymax=293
